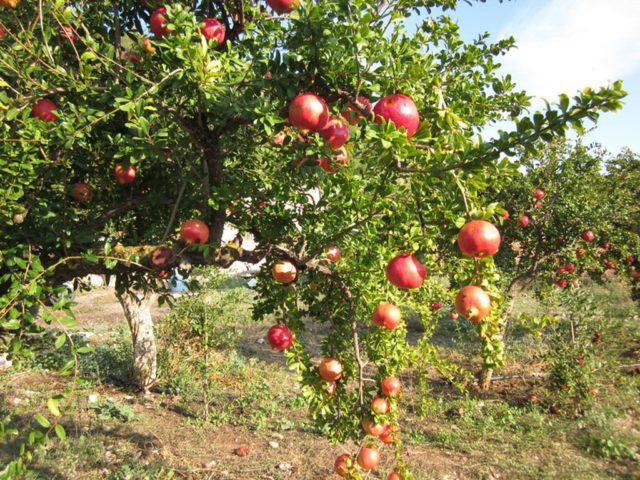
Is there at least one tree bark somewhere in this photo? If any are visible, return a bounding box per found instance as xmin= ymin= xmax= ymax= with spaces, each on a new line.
xmin=479 ymin=368 xmax=493 ymax=391
xmin=116 ymin=291 xmax=158 ymax=391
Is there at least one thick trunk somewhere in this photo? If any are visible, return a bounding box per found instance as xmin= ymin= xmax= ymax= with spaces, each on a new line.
xmin=116 ymin=291 xmax=157 ymax=391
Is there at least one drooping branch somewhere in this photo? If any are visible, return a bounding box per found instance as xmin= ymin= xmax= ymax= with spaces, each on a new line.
xmin=47 ymin=238 xmax=269 ymax=286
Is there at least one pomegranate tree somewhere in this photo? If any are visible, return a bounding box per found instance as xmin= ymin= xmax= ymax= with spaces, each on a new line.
xmin=0 ymin=1 xmax=628 ymax=477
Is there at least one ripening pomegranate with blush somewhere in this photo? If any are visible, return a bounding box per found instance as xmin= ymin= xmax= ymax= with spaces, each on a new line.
xmin=288 ymin=92 xmax=328 ymax=133
xmin=372 ymin=303 xmax=402 ymax=330
xmin=180 ymin=220 xmax=210 ymax=244
xmin=455 ymin=285 xmax=491 ymax=323
xmin=373 ymin=94 xmax=420 ymax=138
xmin=386 ymin=253 xmax=426 ymax=289
xmin=272 ymin=259 xmax=297 ymax=284
xmin=457 ymin=220 xmax=501 ymax=258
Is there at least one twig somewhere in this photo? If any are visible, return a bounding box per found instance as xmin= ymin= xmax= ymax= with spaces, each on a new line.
xmin=161 ymin=181 xmax=188 ymax=242
xmin=331 ymin=273 xmax=365 ymax=407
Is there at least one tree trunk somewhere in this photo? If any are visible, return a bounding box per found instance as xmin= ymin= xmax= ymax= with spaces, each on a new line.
xmin=116 ymin=291 xmax=157 ymax=391
xmin=480 ymin=368 xmax=493 ymax=391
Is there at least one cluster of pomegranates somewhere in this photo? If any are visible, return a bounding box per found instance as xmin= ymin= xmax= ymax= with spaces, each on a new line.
xmin=150 ymin=6 xmax=225 ymax=44
xmin=262 ymin=217 xmax=504 ymax=477
xmin=31 ymin=99 xmax=136 ymax=201
xmin=282 ymin=89 xmax=420 ymax=173
xmin=551 ymin=228 xmax=623 ymax=289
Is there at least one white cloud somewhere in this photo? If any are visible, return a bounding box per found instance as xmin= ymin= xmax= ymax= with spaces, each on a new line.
xmin=500 ymin=0 xmax=640 ymax=100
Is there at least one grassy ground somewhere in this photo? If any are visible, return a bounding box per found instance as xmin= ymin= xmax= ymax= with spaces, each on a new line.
xmin=1 ymin=276 xmax=639 ymax=479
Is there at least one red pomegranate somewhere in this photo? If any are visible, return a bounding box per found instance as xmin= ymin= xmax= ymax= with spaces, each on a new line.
xmin=114 ymin=164 xmax=137 ymax=184
xmin=267 ymin=324 xmax=293 ymax=350
xmin=534 ymin=188 xmax=545 ymax=200
xmin=200 ymin=18 xmax=225 ymax=44
xmin=362 ymin=417 xmax=386 ymax=437
xmin=70 ymin=182 xmax=93 ymax=203
xmin=320 ymin=116 xmax=350 ymax=150
xmin=519 ymin=215 xmax=530 ymax=227
xmin=334 ymin=453 xmax=353 ymax=478
xmin=381 ymin=376 xmax=402 ymax=397
xmin=180 ymin=219 xmax=210 ymax=244
xmin=323 ymin=381 xmax=337 ymax=396
xmin=457 ymin=220 xmax=501 ymax=258
xmin=342 ymin=96 xmax=373 ymax=125
xmin=371 ymin=396 xmax=390 ymax=414
xmin=266 ymin=0 xmax=299 ymax=14
xmin=357 ymin=445 xmax=381 ymax=470
xmin=288 ymin=92 xmax=329 ymax=133
xmin=150 ymin=7 xmax=174 ymax=37
xmin=319 ymin=357 xmax=343 ymax=381
xmin=582 ymin=230 xmax=595 ymax=242
xmin=272 ymin=259 xmax=297 ymax=284
xmin=379 ymin=424 xmax=397 ymax=444
xmin=372 ymin=303 xmax=402 ymax=330
xmin=326 ymin=245 xmax=341 ymax=262
xmin=386 ymin=253 xmax=426 ymax=289
xmin=373 ymin=94 xmax=420 ymax=138
xmin=60 ymin=26 xmax=78 ymax=43
xmin=317 ymin=147 xmax=349 ymax=173
xmin=455 ymin=286 xmax=491 ymax=323
xmin=31 ymin=99 xmax=58 ymax=122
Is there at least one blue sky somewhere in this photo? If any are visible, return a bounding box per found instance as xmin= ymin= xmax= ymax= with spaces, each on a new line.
xmin=418 ymin=0 xmax=640 ymax=154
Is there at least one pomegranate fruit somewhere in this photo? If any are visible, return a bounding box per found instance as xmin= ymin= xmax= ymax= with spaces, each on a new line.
xmin=582 ymin=230 xmax=595 ymax=242
xmin=114 ymin=164 xmax=137 ymax=184
xmin=373 ymin=94 xmax=420 ymax=138
xmin=371 ymin=396 xmax=390 ymax=414
xmin=31 ymin=99 xmax=58 ymax=122
xmin=457 ymin=220 xmax=501 ymax=258
xmin=342 ymin=96 xmax=373 ymax=125
xmin=288 ymin=92 xmax=328 ymax=133
xmin=326 ymin=245 xmax=341 ymax=262
xmin=319 ymin=357 xmax=343 ymax=381
xmin=180 ymin=219 xmax=209 ymax=244
xmin=272 ymin=259 xmax=297 ymax=284
xmin=150 ymin=7 xmax=173 ymax=37
xmin=200 ymin=18 xmax=225 ymax=44
xmin=381 ymin=376 xmax=402 ymax=397
xmin=372 ymin=303 xmax=402 ymax=330
xmin=455 ymin=285 xmax=491 ymax=323
xmin=266 ymin=0 xmax=299 ymax=14
xmin=70 ymin=182 xmax=93 ymax=203
xmin=320 ymin=116 xmax=350 ymax=150
xmin=357 ymin=445 xmax=381 ymax=470
xmin=267 ymin=324 xmax=293 ymax=350
xmin=386 ymin=253 xmax=426 ymax=289
xmin=362 ymin=417 xmax=386 ymax=436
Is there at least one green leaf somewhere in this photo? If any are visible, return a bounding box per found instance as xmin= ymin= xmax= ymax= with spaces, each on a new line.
xmin=34 ymin=414 xmax=51 ymax=429
xmin=54 ymin=424 xmax=66 ymax=441
xmin=47 ymin=398 xmax=61 ymax=417
xmin=54 ymin=333 xmax=67 ymax=350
